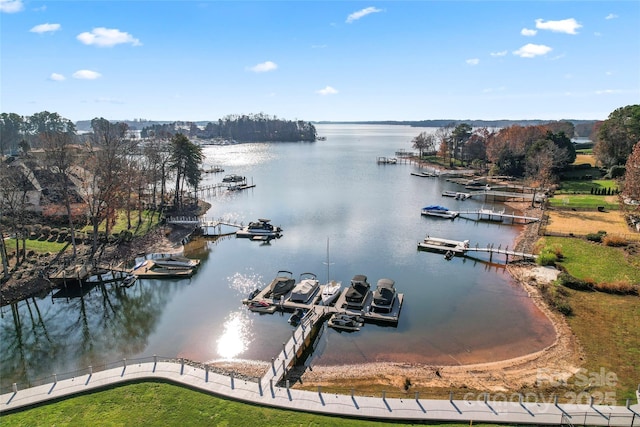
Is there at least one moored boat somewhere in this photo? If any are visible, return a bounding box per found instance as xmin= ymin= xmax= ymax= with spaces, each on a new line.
xmin=320 ymin=280 xmax=342 ymax=306
xmin=344 ymin=274 xmax=371 ymax=310
xmin=421 ymin=205 xmax=459 ymax=219
xmin=327 ymin=313 xmax=364 ymax=331
xmin=248 ymin=300 xmax=277 ymax=313
xmin=417 ymin=235 xmax=469 ymax=254
xmin=266 ymin=270 xmax=295 ymax=299
xmin=289 ymin=272 xmax=320 ymax=303
xmin=153 ymin=255 xmax=200 ymax=269
xmin=370 ymin=278 xmax=397 ymax=314
xmin=288 ymin=308 xmax=306 ymax=326
xmin=236 ymin=218 xmax=283 ymax=238
xmin=121 ymin=274 xmax=137 ymax=288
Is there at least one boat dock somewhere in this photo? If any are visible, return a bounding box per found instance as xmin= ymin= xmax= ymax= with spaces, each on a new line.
xmin=245 ymin=278 xmax=404 ymax=386
xmin=457 ymin=208 xmax=540 ymax=224
xmin=418 ymin=237 xmax=537 ymax=262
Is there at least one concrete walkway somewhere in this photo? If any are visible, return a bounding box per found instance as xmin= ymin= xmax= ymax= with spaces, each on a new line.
xmin=2 ymin=360 xmax=639 ymax=425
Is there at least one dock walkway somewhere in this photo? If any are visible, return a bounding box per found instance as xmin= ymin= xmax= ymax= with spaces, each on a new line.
xmin=3 ymin=359 xmax=638 ymax=426
xmin=457 ymin=208 xmax=540 ymax=224
xmin=418 ymin=238 xmax=538 ymax=262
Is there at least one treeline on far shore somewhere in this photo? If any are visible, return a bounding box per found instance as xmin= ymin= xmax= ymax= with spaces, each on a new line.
xmin=314 ymin=119 xmax=598 ymax=137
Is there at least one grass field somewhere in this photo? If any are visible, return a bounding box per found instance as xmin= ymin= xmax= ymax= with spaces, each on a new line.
xmin=564 ymin=289 xmax=640 ymax=402
xmin=0 ymin=382 xmax=502 ymax=427
xmin=555 ymin=179 xmax=620 ymax=195
xmin=544 ymin=208 xmax=636 ymax=238
xmin=3 ymin=238 xmax=68 ymax=255
xmin=574 ymin=153 xmax=596 ymax=166
xmin=540 ymin=236 xmax=640 ymax=283
xmin=547 ymin=194 xmax=620 ymax=210
xmin=81 ymin=209 xmax=161 ymax=237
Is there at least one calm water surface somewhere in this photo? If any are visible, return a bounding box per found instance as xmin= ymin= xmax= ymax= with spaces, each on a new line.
xmin=0 ymin=124 xmax=554 ymax=389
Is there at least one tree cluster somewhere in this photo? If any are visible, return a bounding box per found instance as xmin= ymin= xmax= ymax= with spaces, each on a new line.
xmin=413 ymin=122 xmax=576 ymax=186
xmin=141 ymin=113 xmax=317 ymax=142
xmin=0 ymin=112 xmax=204 ymax=276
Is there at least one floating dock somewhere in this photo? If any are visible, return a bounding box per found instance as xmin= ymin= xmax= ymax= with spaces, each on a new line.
xmin=243 ymin=279 xmax=403 ymax=326
xmin=418 ymin=236 xmax=537 ymax=263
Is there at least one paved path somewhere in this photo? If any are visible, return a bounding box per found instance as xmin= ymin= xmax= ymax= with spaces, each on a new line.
xmin=2 ymin=360 xmax=639 ymax=425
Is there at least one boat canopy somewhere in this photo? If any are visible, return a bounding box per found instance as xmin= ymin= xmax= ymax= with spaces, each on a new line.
xmin=423 ymin=205 xmax=449 ymax=211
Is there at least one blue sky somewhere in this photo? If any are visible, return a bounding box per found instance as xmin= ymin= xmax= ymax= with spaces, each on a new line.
xmin=1 ymin=1 xmax=639 ymax=122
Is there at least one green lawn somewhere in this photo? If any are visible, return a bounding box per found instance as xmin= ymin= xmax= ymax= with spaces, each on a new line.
xmin=4 ymin=238 xmax=68 ymax=254
xmin=555 ymin=179 xmax=620 ymax=194
xmin=548 ymin=194 xmax=619 ymax=210
xmin=0 ymin=382 xmax=501 ymax=427
xmin=81 ymin=209 xmax=161 ymax=237
xmin=541 ymin=236 xmax=640 ymax=283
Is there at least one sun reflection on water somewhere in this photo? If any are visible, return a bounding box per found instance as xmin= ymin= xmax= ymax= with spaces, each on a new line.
xmin=216 ymin=311 xmax=252 ymax=359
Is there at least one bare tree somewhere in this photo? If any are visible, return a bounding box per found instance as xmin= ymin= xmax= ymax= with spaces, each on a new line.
xmin=41 ymin=131 xmax=80 ymax=257
xmin=411 ymin=132 xmax=435 ymax=158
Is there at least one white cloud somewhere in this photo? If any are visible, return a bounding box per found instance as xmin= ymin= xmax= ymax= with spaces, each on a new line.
xmin=95 ymin=97 xmax=124 ymax=104
xmin=30 ymin=23 xmax=61 ymax=34
xmin=521 ymin=28 xmax=537 ymax=36
xmin=466 ymin=58 xmax=479 ymax=65
xmin=595 ymin=89 xmax=622 ymax=95
xmin=77 ymin=27 xmax=141 ymax=47
xmin=605 ymin=13 xmax=618 ymax=20
xmin=72 ymin=69 xmax=102 ymax=80
xmin=316 ymin=86 xmax=338 ymax=95
xmin=513 ymin=43 xmax=552 ymax=58
xmin=247 ymin=61 xmax=278 ymax=73
xmin=535 ymin=18 xmax=582 ymax=35
xmin=490 ymin=50 xmax=508 ymax=57
xmin=346 ymin=6 xmax=382 ymax=23
xmin=0 ymin=0 xmax=23 ymax=13
xmin=49 ymin=73 xmax=65 ymax=81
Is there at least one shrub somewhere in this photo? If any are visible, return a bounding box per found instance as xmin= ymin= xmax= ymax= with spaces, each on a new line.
xmin=606 ymin=165 xmax=626 ymax=179
xmin=555 ymin=301 xmax=573 ymax=316
xmin=594 ymin=281 xmax=639 ymax=295
xmin=537 ymin=252 xmax=557 ymax=266
xmin=603 ymin=235 xmax=628 ymax=247
xmin=557 ymin=272 xmax=594 ymax=291
xmin=586 ymin=233 xmax=602 ymax=243
xmin=41 ymin=226 xmax=51 ymax=237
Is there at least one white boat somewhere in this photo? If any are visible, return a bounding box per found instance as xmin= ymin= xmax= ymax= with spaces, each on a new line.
xmin=344 ymin=274 xmax=371 ymax=310
xmin=320 ymin=238 xmax=341 ymax=306
xmin=153 ymin=255 xmax=200 ymax=269
xmin=236 ymin=219 xmax=282 ymax=238
xmin=421 ymin=205 xmax=459 ymax=219
xmin=377 ymin=157 xmax=397 ymax=164
xmin=222 ymin=174 xmax=245 ymax=183
xmin=417 ymin=236 xmax=470 ymax=254
xmin=289 ymin=272 xmax=320 ymax=303
xmin=370 ymin=278 xmax=397 ymax=314
xmin=321 ymin=280 xmax=342 ymax=306
xmin=328 ymin=313 xmax=364 ymax=331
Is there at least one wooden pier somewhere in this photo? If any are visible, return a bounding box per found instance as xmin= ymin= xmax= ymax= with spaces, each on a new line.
xmin=166 ymin=216 xmax=243 ymax=236
xmin=457 ymin=207 xmax=540 ymax=224
xmin=418 ymin=237 xmax=537 ymax=263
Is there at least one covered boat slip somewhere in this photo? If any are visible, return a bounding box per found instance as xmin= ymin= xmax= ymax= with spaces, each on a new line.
xmin=242 ymin=273 xmax=403 ymax=326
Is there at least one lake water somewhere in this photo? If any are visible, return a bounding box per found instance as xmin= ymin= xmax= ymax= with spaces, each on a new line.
xmin=0 ymin=124 xmax=554 ymax=390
